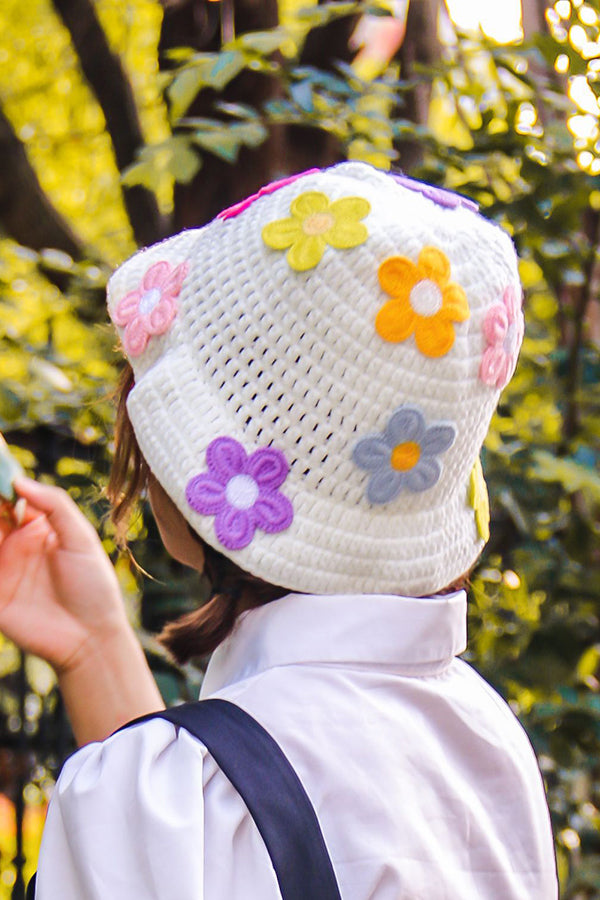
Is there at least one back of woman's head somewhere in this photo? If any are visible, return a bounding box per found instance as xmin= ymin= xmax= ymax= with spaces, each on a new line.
xmin=106 ymin=162 xmax=523 ymax=656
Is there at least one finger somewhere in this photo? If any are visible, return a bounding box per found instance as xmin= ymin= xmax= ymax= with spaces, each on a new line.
xmin=0 ymin=498 xmax=37 ymax=535
xmin=12 ymin=480 xmax=48 ymax=520
xmin=13 ymin=478 xmax=95 ymax=551
xmin=0 ymin=514 xmax=51 ymax=553
xmin=0 ymin=515 xmax=13 ymax=540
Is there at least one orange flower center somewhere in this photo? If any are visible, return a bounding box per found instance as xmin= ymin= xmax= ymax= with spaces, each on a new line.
xmin=409 ymin=279 xmax=443 ymax=317
xmin=302 ymin=212 xmax=335 ymax=235
xmin=391 ymin=441 xmax=421 ymax=471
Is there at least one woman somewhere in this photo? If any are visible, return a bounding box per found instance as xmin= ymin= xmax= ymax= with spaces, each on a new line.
xmin=0 ymin=162 xmax=558 ymax=898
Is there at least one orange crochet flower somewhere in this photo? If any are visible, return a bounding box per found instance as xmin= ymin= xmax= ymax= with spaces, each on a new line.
xmin=375 ymin=247 xmax=469 ymax=358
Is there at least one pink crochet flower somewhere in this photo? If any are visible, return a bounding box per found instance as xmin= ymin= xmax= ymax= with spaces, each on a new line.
xmin=479 ymin=286 xmax=524 ymax=389
xmin=112 ymin=260 xmax=189 ymax=357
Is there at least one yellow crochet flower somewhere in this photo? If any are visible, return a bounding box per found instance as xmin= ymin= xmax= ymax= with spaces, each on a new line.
xmin=262 ymin=191 xmax=370 ymax=272
xmin=469 ymin=457 xmax=490 ymax=542
xmin=376 ymin=246 xmax=469 ymax=358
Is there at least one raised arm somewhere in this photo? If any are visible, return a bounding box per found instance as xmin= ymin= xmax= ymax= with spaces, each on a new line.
xmin=0 ymin=478 xmax=164 ymax=745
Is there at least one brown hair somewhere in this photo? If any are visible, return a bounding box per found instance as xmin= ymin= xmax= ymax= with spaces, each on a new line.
xmin=107 ymin=363 xmax=286 ymax=663
xmin=108 ymin=364 xmax=149 ymax=539
xmin=160 ymin=541 xmax=288 ymax=663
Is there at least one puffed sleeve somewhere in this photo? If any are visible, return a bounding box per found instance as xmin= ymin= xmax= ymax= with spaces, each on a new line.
xmin=35 ymin=719 xmax=208 ymax=900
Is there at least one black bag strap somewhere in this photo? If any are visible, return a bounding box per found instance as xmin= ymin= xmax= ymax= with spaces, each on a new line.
xmin=28 ymin=699 xmax=342 ymax=900
xmin=150 ymin=698 xmax=342 ymax=900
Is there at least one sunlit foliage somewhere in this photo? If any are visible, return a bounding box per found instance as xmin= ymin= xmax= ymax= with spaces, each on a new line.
xmin=0 ymin=1 xmax=599 ymax=896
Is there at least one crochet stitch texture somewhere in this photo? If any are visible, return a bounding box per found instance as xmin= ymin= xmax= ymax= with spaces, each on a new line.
xmin=107 ymin=162 xmax=523 ymax=596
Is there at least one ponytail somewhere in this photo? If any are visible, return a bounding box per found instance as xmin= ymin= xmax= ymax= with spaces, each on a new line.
xmin=158 ymin=545 xmax=288 ymax=662
xmin=158 ymin=590 xmax=240 ymax=663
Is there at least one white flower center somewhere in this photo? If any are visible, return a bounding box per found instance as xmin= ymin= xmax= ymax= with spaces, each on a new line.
xmin=225 ymin=474 xmax=259 ymax=510
xmin=409 ymin=279 xmax=443 ymax=317
xmin=138 ymin=287 xmax=162 ymax=315
xmin=503 ymin=320 xmax=518 ymax=356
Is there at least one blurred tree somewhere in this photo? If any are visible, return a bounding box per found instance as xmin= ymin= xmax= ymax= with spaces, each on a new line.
xmin=396 ymin=0 xmax=441 ymax=168
xmin=158 ymin=0 xmax=283 ymax=227
xmin=51 ymin=0 xmax=163 ymax=245
xmin=0 ymin=108 xmax=84 ymax=260
xmin=0 ymin=1 xmax=599 ymax=897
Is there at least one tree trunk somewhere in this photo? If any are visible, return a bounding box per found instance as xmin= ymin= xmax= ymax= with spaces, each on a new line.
xmin=159 ymin=0 xmax=363 ymax=229
xmin=521 ymin=0 xmax=556 ymax=131
xmin=520 ymin=0 xmax=598 ymax=437
xmin=395 ymin=0 xmax=442 ymax=171
xmin=284 ymin=3 xmax=364 ymax=174
xmin=0 ymin=107 xmax=83 ymax=259
xmin=160 ymin=0 xmax=282 ymax=230
xmin=520 ymin=0 xmax=550 ymax=36
xmin=52 ymin=0 xmax=163 ymax=247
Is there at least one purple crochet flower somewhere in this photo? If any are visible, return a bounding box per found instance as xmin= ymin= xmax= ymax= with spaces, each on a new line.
xmin=391 ymin=173 xmax=478 ymax=213
xmin=186 ymin=437 xmax=294 ymax=550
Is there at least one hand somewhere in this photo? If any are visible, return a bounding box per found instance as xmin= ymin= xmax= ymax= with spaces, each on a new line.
xmin=0 ymin=478 xmax=127 ymax=673
xmin=0 ymin=478 xmax=165 ymax=744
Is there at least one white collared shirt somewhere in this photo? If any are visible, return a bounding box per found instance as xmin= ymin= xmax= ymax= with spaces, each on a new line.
xmin=36 ymin=592 xmax=558 ymax=899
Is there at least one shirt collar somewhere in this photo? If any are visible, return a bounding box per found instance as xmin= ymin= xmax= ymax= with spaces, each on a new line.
xmin=201 ymin=592 xmax=467 ymax=697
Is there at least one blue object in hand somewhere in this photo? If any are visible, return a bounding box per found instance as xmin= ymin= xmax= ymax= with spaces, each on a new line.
xmin=0 ymin=434 xmax=24 ymax=502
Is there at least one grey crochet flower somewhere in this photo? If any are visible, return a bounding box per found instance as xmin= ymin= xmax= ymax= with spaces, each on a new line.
xmin=352 ymin=405 xmax=456 ymax=504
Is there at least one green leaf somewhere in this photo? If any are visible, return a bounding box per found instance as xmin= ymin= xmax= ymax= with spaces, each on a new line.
xmin=230 ymin=120 xmax=268 ymax=147
xmin=294 ymin=2 xmax=360 ymax=29
xmin=296 ymin=64 xmax=355 ymax=94
xmin=236 ymin=28 xmax=289 ymax=55
xmin=208 ymin=51 xmax=246 ymax=90
xmin=531 ymin=451 xmax=600 ymax=501
xmin=192 ymin=129 xmax=241 ymax=163
xmin=121 ymin=137 xmax=202 ymax=189
xmin=263 ymin=98 xmax=305 ymax=124
xmin=191 ymin=120 xmax=267 ymax=162
xmin=167 ymin=52 xmax=246 ymax=122
xmin=167 ymin=66 xmax=207 ymax=122
xmin=121 ymin=158 xmax=161 ymax=191
xmin=290 ymin=79 xmax=314 ymax=112
xmin=169 ymin=137 xmax=203 ymax=183
xmin=213 ymin=101 xmax=260 ymax=120
xmin=178 ymin=116 xmax=223 ymax=131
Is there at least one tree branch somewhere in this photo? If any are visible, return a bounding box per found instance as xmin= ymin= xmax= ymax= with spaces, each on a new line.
xmin=0 ymin=106 xmax=83 ymax=258
xmin=51 ymin=0 xmax=163 ymax=247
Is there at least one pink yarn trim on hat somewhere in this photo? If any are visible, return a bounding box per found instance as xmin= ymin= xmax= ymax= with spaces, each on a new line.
xmin=111 ymin=260 xmax=189 ymax=357
xmin=217 ymin=169 xmax=321 ymax=221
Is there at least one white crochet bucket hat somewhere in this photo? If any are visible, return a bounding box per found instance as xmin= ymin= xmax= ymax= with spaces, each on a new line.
xmin=107 ymin=162 xmax=523 ymax=597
